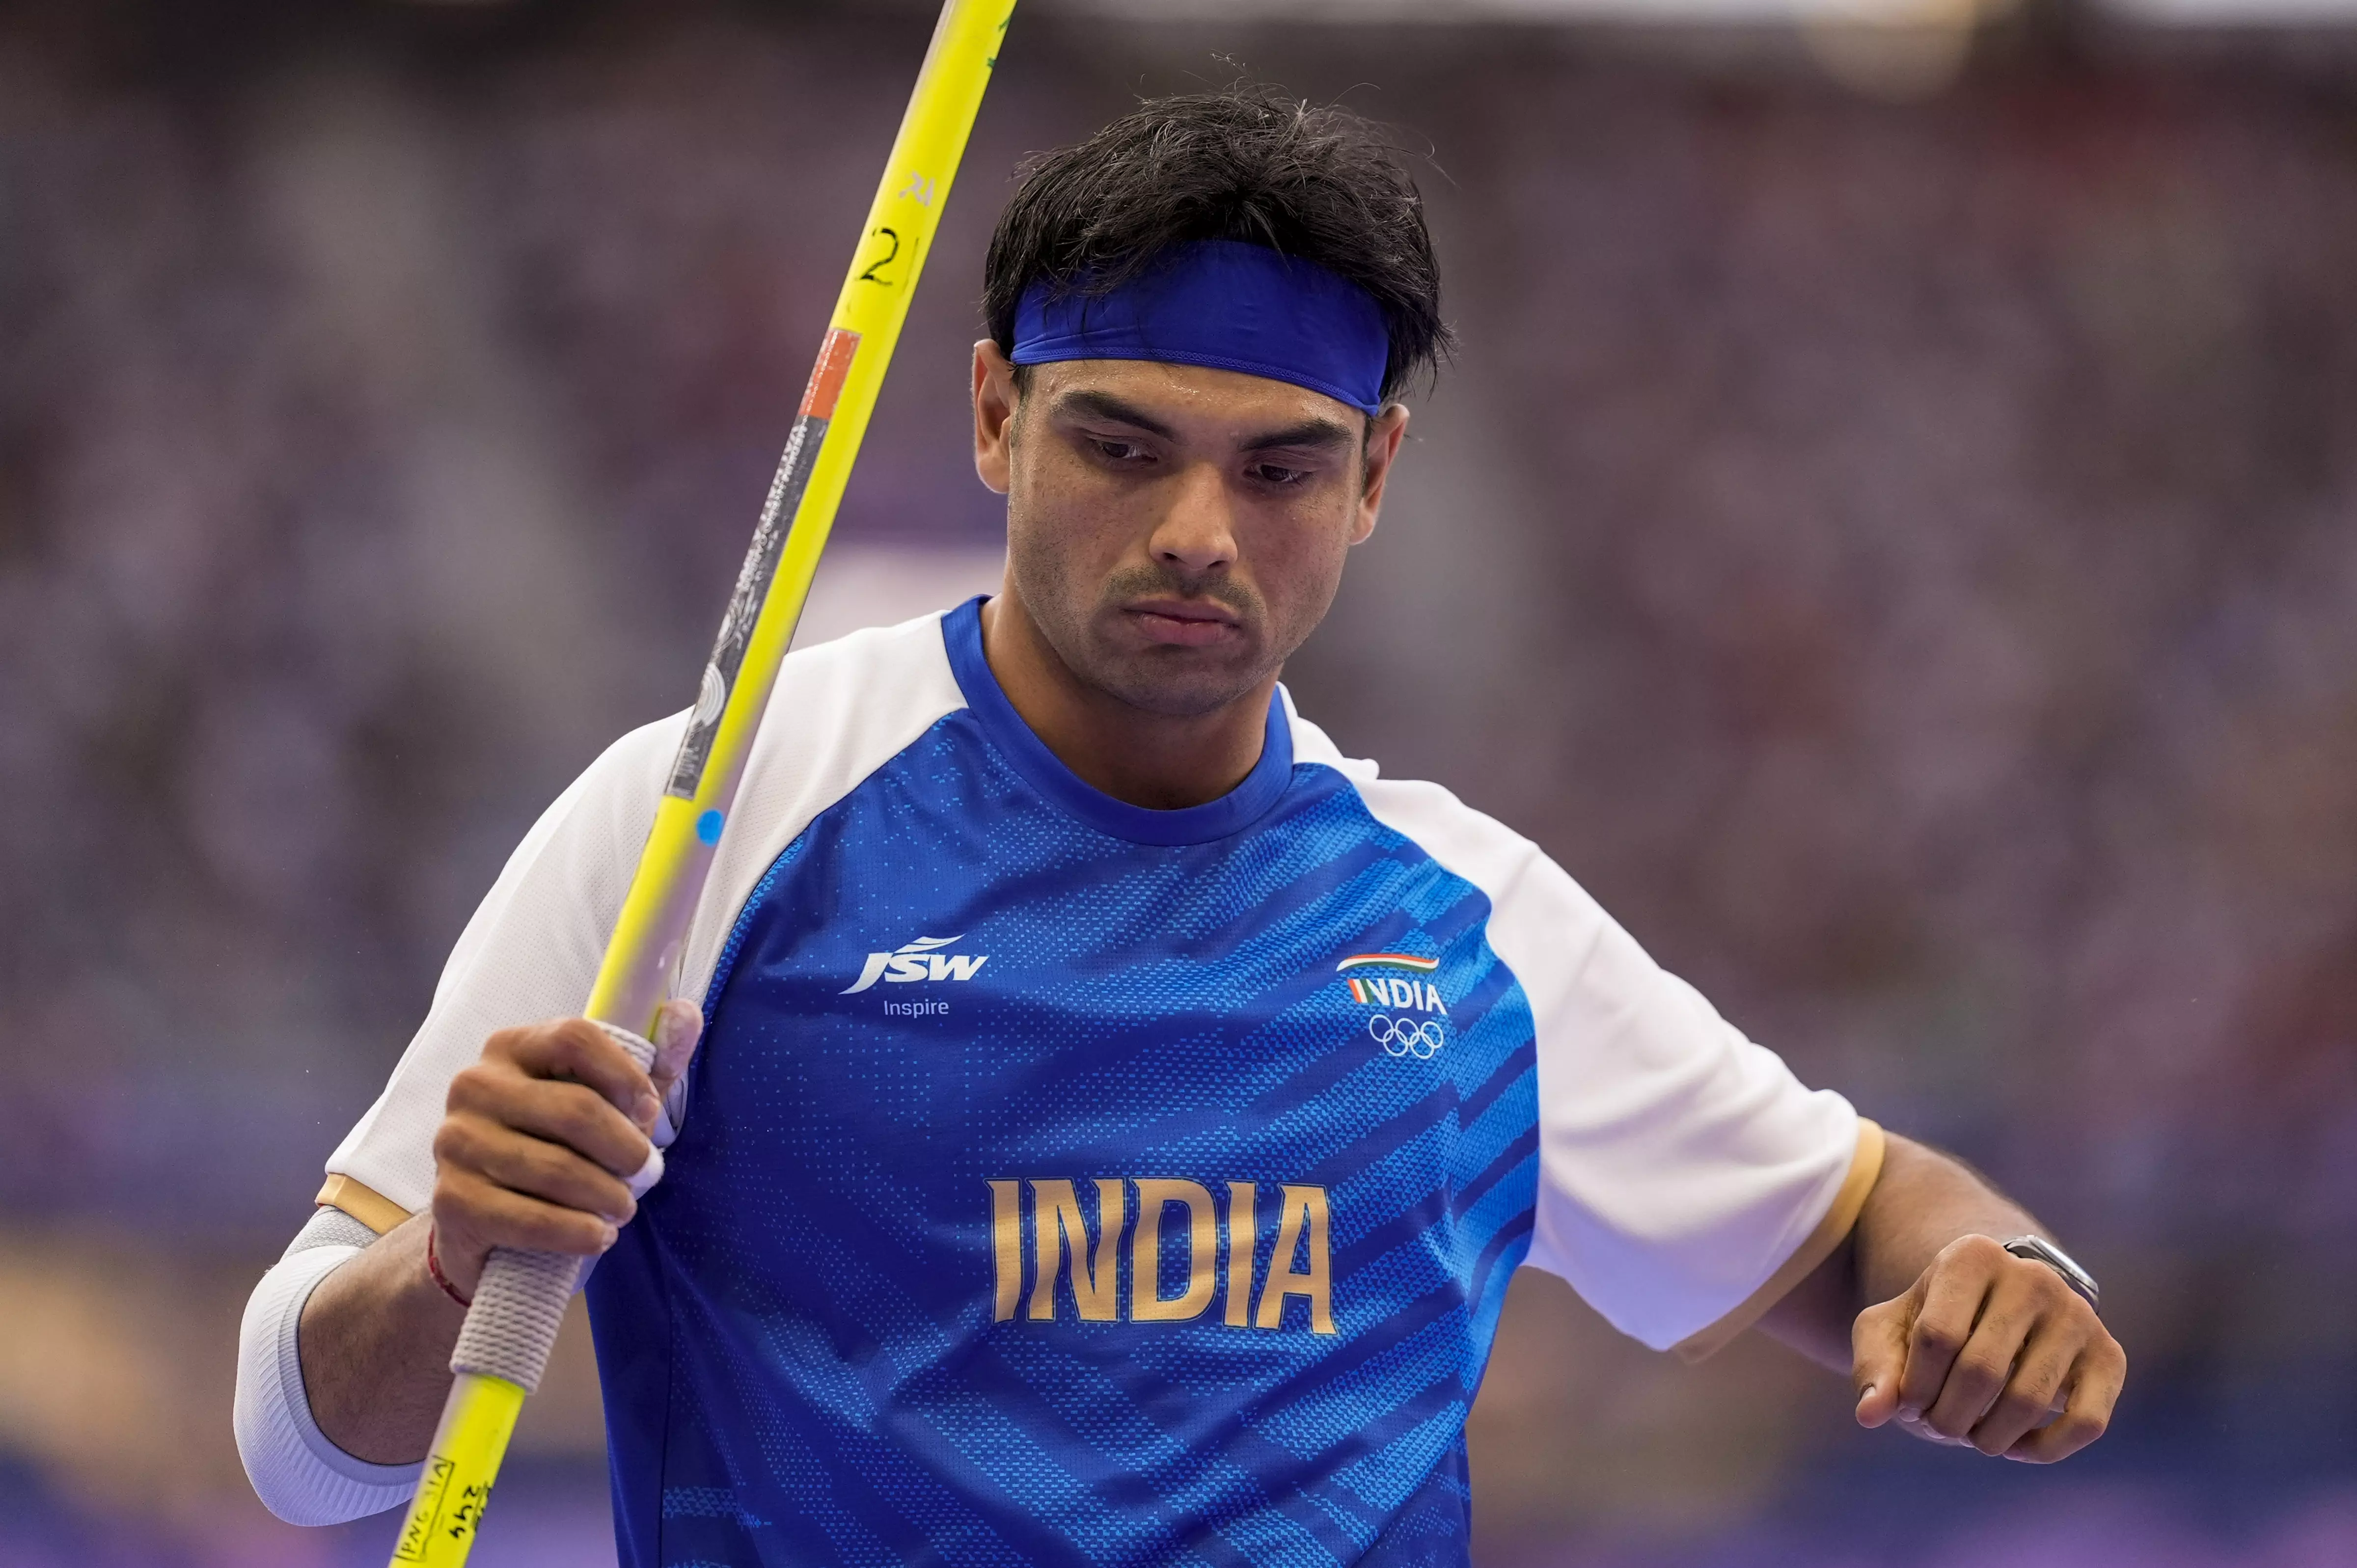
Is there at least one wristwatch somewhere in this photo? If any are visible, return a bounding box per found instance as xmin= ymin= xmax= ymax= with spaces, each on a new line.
xmin=2002 ymin=1235 xmax=2100 ymax=1312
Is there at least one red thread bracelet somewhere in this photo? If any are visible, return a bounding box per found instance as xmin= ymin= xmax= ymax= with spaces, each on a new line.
xmin=425 ymin=1226 xmax=472 ymax=1308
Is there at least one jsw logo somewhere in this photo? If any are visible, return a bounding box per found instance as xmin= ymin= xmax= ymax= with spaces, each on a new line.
xmin=842 ymin=934 xmax=989 ymax=995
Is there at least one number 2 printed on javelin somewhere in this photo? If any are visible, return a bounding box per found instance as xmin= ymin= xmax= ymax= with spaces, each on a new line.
xmin=859 ymin=226 xmax=902 ymax=285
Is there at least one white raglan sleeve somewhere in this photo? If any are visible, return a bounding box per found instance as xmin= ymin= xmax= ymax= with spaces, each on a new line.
xmin=315 ymin=612 xmax=973 ymax=1224
xmin=235 ymin=610 xmax=978 ymax=1527
xmin=1502 ymin=855 xmax=1879 ymax=1359
xmin=321 ymin=711 xmax=688 ymax=1217
xmin=1316 ymin=733 xmax=1878 ymax=1361
xmin=233 ymin=711 xmax=684 ymax=1525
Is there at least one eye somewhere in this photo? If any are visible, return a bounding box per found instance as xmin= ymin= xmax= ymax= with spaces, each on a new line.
xmin=1090 ymin=438 xmax=1153 ymax=465
xmin=1248 ymin=462 xmax=1311 ymax=487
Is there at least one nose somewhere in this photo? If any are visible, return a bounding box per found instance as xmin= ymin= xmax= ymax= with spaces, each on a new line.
xmin=1147 ymin=462 xmax=1238 ymax=579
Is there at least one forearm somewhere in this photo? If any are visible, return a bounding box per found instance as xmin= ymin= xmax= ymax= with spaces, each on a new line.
xmin=1850 ymin=1133 xmax=2044 ymax=1305
xmin=290 ymin=1014 xmax=688 ymax=1468
xmin=299 ymin=1211 xmax=467 ymax=1464
xmin=1762 ymin=1131 xmax=2044 ymax=1368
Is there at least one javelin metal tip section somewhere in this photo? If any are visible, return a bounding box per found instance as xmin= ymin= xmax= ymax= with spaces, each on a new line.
xmin=667 ymin=325 xmax=865 ymax=802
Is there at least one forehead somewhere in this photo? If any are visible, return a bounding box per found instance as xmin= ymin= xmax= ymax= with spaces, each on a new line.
xmin=1028 ymin=358 xmax=1361 ymax=438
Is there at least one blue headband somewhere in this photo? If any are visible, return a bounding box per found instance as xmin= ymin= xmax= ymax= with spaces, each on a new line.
xmin=1009 ymin=239 xmax=1390 ymax=415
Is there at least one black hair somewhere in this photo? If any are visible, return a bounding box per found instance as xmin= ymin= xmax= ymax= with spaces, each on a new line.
xmin=983 ymin=85 xmax=1452 ymax=406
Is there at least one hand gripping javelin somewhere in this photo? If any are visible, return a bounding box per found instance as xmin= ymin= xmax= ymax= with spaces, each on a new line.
xmin=385 ymin=4 xmax=1014 ymax=1561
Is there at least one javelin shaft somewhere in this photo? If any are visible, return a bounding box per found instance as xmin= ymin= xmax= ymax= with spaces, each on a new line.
xmin=385 ymin=5 xmax=1013 ymax=1563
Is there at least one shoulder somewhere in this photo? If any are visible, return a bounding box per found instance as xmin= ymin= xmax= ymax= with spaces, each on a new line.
xmin=522 ymin=612 xmax=961 ymax=907
xmin=772 ymin=605 xmax=966 ymax=711
xmin=323 ymin=610 xmax=972 ymax=1213
xmin=714 ymin=605 xmax=970 ymax=831
xmin=677 ymin=609 xmax=969 ymax=999
xmin=739 ymin=604 xmax=968 ymax=810
xmin=1282 ymin=692 xmax=1610 ymax=964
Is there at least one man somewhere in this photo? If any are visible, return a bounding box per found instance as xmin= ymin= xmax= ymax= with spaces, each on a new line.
xmin=236 ymin=88 xmax=2124 ymax=1566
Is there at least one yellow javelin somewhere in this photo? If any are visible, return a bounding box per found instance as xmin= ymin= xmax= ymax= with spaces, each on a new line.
xmin=385 ymin=4 xmax=1014 ymax=1562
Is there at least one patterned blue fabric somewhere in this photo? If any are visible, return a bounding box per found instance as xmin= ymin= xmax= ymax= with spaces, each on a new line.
xmin=587 ymin=602 xmax=1540 ymax=1567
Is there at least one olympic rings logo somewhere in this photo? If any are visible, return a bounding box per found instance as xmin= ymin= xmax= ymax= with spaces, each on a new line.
xmin=1368 ymin=1014 xmax=1447 ymax=1060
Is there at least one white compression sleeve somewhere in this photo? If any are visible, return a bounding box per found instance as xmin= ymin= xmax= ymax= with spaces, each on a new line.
xmin=233 ymin=1208 xmax=423 ymax=1525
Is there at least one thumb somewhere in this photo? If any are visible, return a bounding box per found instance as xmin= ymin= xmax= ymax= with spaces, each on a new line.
xmin=647 ymin=999 xmax=704 ymax=1119
xmin=1852 ymin=1294 xmax=1915 ymax=1429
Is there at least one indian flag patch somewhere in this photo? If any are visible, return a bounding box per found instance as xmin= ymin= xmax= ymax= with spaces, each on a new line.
xmin=1335 ymin=953 xmax=1439 ymax=974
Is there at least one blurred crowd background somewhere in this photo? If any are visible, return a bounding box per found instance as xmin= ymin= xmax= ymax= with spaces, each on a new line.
xmin=3 ymin=0 xmax=2354 ymax=1563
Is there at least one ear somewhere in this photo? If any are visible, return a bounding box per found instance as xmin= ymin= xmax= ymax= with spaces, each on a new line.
xmin=1351 ymin=403 xmax=1411 ymax=546
xmin=974 ymin=340 xmax=1020 ymax=495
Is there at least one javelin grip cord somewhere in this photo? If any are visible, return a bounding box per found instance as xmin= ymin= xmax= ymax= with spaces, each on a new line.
xmin=387 ymin=4 xmax=1013 ymax=1562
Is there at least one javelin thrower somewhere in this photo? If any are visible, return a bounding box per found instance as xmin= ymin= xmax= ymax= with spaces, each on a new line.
xmin=237 ymin=69 xmax=2124 ymax=1568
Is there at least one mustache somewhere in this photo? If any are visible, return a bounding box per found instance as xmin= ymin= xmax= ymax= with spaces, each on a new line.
xmin=1102 ymin=564 xmax=1262 ymax=622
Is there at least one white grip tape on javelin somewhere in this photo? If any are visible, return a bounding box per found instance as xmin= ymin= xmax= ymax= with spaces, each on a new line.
xmin=447 ymin=1020 xmax=663 ymax=1392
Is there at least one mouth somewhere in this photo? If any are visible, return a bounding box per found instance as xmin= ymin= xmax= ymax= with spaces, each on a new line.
xmin=1121 ymin=597 xmax=1244 ymax=648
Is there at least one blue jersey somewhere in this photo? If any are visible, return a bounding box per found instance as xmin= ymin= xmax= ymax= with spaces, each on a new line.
xmin=326 ymin=599 xmax=1871 ymax=1567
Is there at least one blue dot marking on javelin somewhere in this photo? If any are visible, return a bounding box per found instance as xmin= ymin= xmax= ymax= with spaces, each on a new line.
xmin=696 ymin=810 xmax=724 ymax=845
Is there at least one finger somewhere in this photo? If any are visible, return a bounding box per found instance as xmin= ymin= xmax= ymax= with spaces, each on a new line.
xmin=1970 ymin=1317 xmax=2083 ymax=1456
xmin=2008 ymin=1335 xmax=2126 ymax=1463
xmin=494 ymin=1018 xmax=660 ymax=1130
xmin=648 ymin=999 xmax=704 ymax=1101
xmin=448 ymin=1066 xmax=654 ymax=1179
xmin=435 ymin=1112 xmax=637 ymax=1225
xmin=1896 ymin=1245 xmax=1999 ymax=1420
xmin=432 ymin=1166 xmax=620 ymax=1274
xmin=1921 ymin=1268 xmax=2045 ymax=1440
xmin=1852 ymin=1298 xmax=1914 ymax=1428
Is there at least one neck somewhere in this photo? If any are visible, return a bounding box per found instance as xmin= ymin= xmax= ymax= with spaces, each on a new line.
xmin=979 ymin=594 xmax=1272 ymax=811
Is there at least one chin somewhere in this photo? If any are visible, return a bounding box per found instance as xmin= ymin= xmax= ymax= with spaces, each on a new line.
xmin=1094 ymin=650 xmax=1268 ymax=719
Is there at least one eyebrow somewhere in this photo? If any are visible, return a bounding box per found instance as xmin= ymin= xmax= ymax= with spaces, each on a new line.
xmin=1052 ymin=390 xmax=1179 ymax=441
xmin=1239 ymin=419 xmax=1357 ymax=456
xmin=1052 ymin=389 xmax=1358 ymax=456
